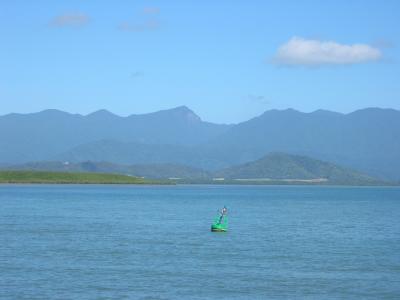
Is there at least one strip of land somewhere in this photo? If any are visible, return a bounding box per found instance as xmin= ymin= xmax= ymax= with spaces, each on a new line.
xmin=0 ymin=171 xmax=170 ymax=184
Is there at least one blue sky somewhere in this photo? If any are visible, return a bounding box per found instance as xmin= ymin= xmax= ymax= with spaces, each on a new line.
xmin=0 ymin=0 xmax=399 ymax=123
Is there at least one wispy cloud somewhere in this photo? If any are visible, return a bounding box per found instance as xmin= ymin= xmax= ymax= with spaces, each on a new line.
xmin=119 ymin=6 xmax=161 ymax=33
xmin=131 ymin=71 xmax=144 ymax=78
xmin=246 ymin=94 xmax=269 ymax=105
xmin=118 ymin=20 xmax=160 ymax=32
xmin=273 ymin=37 xmax=382 ymax=66
xmin=143 ymin=7 xmax=160 ymax=15
xmin=50 ymin=12 xmax=90 ymax=28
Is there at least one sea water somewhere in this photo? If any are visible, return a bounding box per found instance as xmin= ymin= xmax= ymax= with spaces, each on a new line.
xmin=0 ymin=185 xmax=399 ymax=299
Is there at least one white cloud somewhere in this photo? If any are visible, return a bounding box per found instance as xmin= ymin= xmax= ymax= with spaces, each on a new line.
xmin=143 ymin=7 xmax=160 ymax=15
xmin=50 ymin=13 xmax=89 ymax=27
xmin=118 ymin=20 xmax=160 ymax=32
xmin=273 ymin=37 xmax=382 ymax=66
xmin=118 ymin=7 xmax=161 ymax=33
xmin=247 ymin=94 xmax=268 ymax=105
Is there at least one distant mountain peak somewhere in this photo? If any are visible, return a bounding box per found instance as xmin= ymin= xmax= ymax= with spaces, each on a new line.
xmin=27 ymin=109 xmax=80 ymax=119
xmin=311 ymin=109 xmax=343 ymax=117
xmin=348 ymin=107 xmax=399 ymax=116
xmin=173 ymin=105 xmax=191 ymax=111
xmin=156 ymin=106 xmax=201 ymax=122
xmin=39 ymin=109 xmax=72 ymax=116
xmin=86 ymin=109 xmax=118 ymax=119
xmin=261 ymin=108 xmax=299 ymax=115
xmin=177 ymin=106 xmax=201 ymax=122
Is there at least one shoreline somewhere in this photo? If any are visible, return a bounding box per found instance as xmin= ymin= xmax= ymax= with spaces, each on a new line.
xmin=0 ymin=171 xmax=396 ymax=186
xmin=0 ymin=182 xmax=397 ymax=187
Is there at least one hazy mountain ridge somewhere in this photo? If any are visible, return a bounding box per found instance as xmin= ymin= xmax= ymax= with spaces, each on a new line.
xmin=55 ymin=139 xmax=227 ymax=170
xmin=1 ymin=107 xmax=399 ymax=180
xmin=200 ymin=107 xmax=400 ymax=179
xmin=0 ymin=106 xmax=231 ymax=163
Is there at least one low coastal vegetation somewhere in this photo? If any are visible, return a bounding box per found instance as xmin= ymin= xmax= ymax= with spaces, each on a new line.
xmin=0 ymin=171 xmax=170 ymax=184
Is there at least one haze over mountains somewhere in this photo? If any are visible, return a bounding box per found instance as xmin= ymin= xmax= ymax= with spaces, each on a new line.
xmin=1 ymin=106 xmax=399 ymax=181
xmin=0 ymin=106 xmax=229 ymax=163
xmin=4 ymin=153 xmax=383 ymax=185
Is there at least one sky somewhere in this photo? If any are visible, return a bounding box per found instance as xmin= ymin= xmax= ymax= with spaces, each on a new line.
xmin=0 ymin=0 xmax=399 ymax=123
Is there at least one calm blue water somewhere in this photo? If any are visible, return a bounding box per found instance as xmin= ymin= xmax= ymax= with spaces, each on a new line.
xmin=1 ymin=185 xmax=399 ymax=299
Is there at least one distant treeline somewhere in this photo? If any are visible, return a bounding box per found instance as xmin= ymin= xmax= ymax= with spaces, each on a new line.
xmin=0 ymin=171 xmax=170 ymax=184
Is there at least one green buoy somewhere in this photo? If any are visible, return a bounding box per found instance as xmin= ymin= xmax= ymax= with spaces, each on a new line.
xmin=211 ymin=206 xmax=228 ymax=232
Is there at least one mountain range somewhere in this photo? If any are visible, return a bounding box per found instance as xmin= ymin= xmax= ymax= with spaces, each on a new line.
xmin=1 ymin=106 xmax=399 ymax=181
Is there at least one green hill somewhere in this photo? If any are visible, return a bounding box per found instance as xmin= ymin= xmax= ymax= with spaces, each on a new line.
xmin=214 ymin=153 xmax=384 ymax=185
xmin=0 ymin=171 xmax=168 ymax=184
